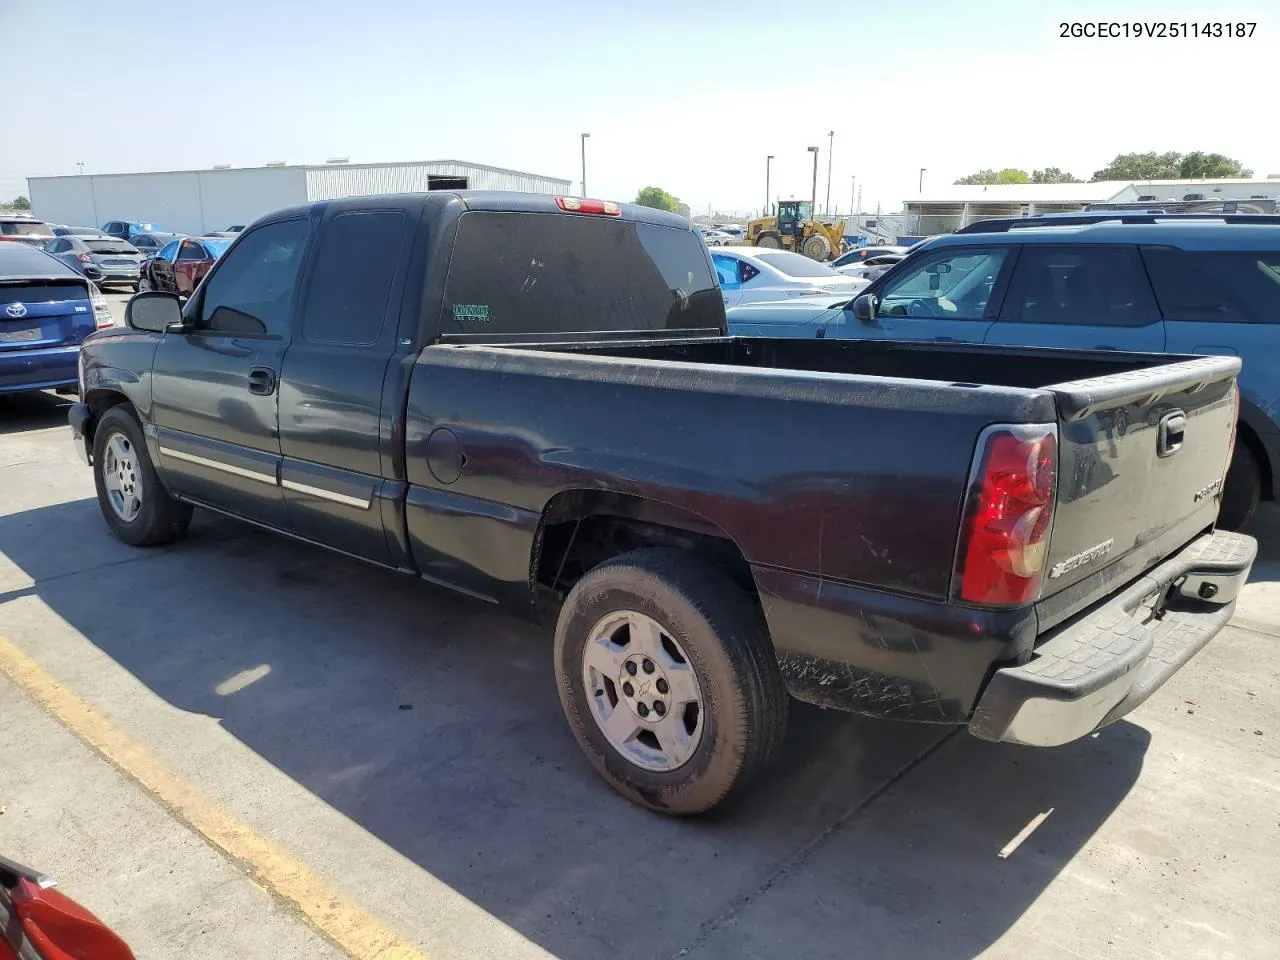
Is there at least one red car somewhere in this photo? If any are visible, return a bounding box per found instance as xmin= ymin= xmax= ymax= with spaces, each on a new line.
xmin=1 ymin=855 xmax=135 ymax=959
xmin=137 ymin=236 xmax=233 ymax=296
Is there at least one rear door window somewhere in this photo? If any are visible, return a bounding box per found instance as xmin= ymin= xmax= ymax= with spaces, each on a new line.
xmin=1003 ymin=245 xmax=1156 ymax=326
xmin=303 ymin=210 xmax=407 ymax=345
xmin=1142 ymin=246 xmax=1280 ymax=322
xmin=440 ymin=212 xmax=722 ymax=337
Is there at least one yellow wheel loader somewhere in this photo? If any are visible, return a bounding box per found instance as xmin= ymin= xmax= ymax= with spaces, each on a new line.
xmin=744 ymin=200 xmax=846 ymax=261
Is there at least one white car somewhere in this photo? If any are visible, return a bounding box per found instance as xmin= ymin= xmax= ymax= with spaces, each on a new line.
xmin=697 ymin=227 xmax=735 ymax=246
xmin=834 ymin=252 xmax=905 ymax=281
xmin=710 ymin=246 xmax=869 ymax=308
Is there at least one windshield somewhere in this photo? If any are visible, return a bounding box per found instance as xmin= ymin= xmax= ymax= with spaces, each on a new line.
xmin=204 ymin=238 xmax=233 ymax=258
xmin=754 ymin=251 xmax=841 ymax=278
xmin=1 ymin=221 xmax=52 ymax=236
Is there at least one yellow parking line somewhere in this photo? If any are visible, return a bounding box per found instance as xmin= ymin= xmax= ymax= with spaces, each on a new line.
xmin=0 ymin=633 xmax=429 ymax=960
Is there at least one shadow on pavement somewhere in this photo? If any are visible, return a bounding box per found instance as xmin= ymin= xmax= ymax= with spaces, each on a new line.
xmin=0 ymin=392 xmax=73 ymax=437
xmin=0 ymin=499 xmax=1148 ymax=960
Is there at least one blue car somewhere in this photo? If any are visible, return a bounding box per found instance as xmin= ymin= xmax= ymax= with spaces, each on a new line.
xmin=100 ymin=219 xmax=161 ymax=241
xmin=0 ymin=243 xmax=114 ymax=395
xmin=726 ymin=213 xmax=1280 ymax=529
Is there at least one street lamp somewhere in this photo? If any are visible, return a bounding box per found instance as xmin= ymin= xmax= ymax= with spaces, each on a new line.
xmin=919 ymin=167 xmax=927 ymax=194
xmin=765 ymin=155 xmax=774 ymax=217
xmin=807 ymin=146 xmax=819 ymax=218
xmin=850 ymin=175 xmax=856 ymax=220
xmin=581 ymin=133 xmax=590 ymax=197
xmin=825 ymin=131 xmax=834 ymax=215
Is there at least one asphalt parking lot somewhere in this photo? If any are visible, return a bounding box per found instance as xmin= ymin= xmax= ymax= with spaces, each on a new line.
xmin=2 ymin=295 xmax=1278 ymax=959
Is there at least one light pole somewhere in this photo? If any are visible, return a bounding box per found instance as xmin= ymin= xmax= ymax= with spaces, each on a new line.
xmin=765 ymin=155 xmax=774 ymax=217
xmin=919 ymin=167 xmax=927 ymax=194
xmin=849 ymin=175 xmax=856 ymax=219
xmin=825 ymin=130 xmax=834 ymax=215
xmin=807 ymin=146 xmax=819 ymax=218
xmin=580 ymin=133 xmax=590 ymax=197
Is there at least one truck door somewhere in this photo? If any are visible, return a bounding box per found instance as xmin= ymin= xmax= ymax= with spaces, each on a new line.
xmin=173 ymin=240 xmax=206 ymax=295
xmin=983 ymin=244 xmax=1165 ymax=352
xmin=825 ymin=245 xmax=1009 ymax=343
xmin=277 ymin=206 xmax=413 ymax=564
xmin=150 ymin=218 xmax=312 ymax=530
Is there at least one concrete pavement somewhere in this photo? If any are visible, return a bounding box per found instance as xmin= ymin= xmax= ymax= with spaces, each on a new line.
xmin=1 ymin=380 xmax=1277 ymax=960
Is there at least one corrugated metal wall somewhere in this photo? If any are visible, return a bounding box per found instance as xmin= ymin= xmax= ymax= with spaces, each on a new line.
xmin=304 ymin=161 xmax=570 ymax=201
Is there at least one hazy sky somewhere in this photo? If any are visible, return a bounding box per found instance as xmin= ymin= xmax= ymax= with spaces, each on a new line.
xmin=4 ymin=0 xmax=1276 ymax=216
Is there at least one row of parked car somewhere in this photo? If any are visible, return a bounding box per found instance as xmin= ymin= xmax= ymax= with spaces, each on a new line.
xmin=0 ymin=214 xmax=239 ymax=294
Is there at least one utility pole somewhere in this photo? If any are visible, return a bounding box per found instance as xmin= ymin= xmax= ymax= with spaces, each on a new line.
xmin=581 ymin=133 xmax=590 ymax=197
xmin=849 ymin=175 xmax=856 ymax=219
xmin=807 ymin=146 xmax=819 ymax=218
xmin=918 ymin=167 xmax=927 ymax=194
xmin=825 ymin=131 xmax=834 ymax=215
xmin=765 ymin=155 xmax=774 ymax=216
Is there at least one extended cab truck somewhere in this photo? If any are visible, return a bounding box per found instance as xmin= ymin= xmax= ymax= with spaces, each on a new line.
xmin=69 ymin=192 xmax=1257 ymax=815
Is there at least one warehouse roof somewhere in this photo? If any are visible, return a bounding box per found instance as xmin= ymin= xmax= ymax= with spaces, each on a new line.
xmin=28 ymin=158 xmax=567 ymax=184
xmin=908 ymin=182 xmax=1134 ymax=205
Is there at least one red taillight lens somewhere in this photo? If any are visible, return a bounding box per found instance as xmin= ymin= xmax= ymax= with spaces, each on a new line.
xmin=956 ymin=426 xmax=1058 ymax=606
xmin=555 ymin=196 xmax=621 ymax=215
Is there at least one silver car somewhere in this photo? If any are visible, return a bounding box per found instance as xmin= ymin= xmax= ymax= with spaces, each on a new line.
xmin=44 ymin=234 xmax=145 ymax=290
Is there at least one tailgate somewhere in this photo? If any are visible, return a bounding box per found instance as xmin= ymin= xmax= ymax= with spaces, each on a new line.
xmin=1040 ymin=356 xmax=1240 ymax=610
xmin=0 ymin=280 xmax=95 ymax=350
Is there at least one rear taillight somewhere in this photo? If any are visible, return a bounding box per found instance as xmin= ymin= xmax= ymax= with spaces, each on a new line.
xmin=89 ymin=283 xmax=115 ymax=329
xmin=955 ymin=425 xmax=1058 ymax=607
xmin=555 ymin=196 xmax=621 ymax=215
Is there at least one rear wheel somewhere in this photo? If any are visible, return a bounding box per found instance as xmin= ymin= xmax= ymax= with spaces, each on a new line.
xmin=755 ymin=232 xmax=782 ymax=249
xmin=802 ymin=233 xmax=832 ymax=260
xmin=554 ymin=548 xmax=789 ymax=815
xmin=1219 ymin=441 xmax=1261 ymax=531
xmin=92 ymin=405 xmax=192 ymax=546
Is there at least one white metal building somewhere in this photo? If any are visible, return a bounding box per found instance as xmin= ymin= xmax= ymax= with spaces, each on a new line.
xmin=27 ymin=160 xmax=572 ymax=236
xmin=901 ymin=177 xmax=1280 ymax=235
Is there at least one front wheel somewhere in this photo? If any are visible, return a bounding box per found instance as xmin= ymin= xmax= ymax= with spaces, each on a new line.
xmin=92 ymin=405 xmax=193 ymax=546
xmin=138 ymin=274 xmax=152 ymax=292
xmin=554 ymin=548 xmax=789 ymax=815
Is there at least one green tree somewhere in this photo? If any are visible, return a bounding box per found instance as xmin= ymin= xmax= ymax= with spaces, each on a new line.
xmin=1178 ymin=151 xmax=1252 ymax=179
xmin=1091 ymin=151 xmax=1182 ymax=181
xmin=954 ymin=168 xmax=1031 ymax=185
xmin=1030 ymin=167 xmax=1081 ymax=184
xmin=634 ymin=186 xmax=682 ymax=212
xmin=12 ymin=195 xmax=30 ymax=210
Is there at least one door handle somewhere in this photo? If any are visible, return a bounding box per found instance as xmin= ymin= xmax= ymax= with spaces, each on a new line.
xmin=247 ymin=367 xmax=277 ymax=396
xmin=1157 ymin=410 xmax=1186 ymax=457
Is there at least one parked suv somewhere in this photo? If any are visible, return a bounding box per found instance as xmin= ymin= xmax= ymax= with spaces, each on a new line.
xmin=101 ymin=220 xmax=161 ymax=241
xmin=727 ymin=213 xmax=1280 ymax=529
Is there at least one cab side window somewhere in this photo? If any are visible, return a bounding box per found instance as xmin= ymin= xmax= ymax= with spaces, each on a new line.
xmin=192 ymin=219 xmax=309 ymax=336
xmin=176 ymin=242 xmax=203 ymax=262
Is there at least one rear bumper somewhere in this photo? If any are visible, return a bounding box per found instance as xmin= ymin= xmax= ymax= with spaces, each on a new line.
xmin=0 ymin=346 xmax=80 ymax=393
xmin=969 ymin=529 xmax=1256 ymax=746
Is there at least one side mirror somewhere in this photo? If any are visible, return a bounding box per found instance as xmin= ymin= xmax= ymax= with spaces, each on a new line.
xmin=126 ymin=291 xmax=184 ymax=333
xmin=851 ymin=293 xmax=877 ymax=321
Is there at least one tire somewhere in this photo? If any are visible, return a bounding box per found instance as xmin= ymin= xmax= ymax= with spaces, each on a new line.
xmin=1219 ymin=441 xmax=1261 ymax=531
xmin=802 ymin=233 xmax=832 ymax=260
xmin=554 ymin=547 xmax=789 ymax=815
xmin=138 ymin=274 xmax=152 ymax=292
xmin=92 ymin=405 xmax=193 ymax=546
xmin=755 ymin=232 xmax=782 ymax=249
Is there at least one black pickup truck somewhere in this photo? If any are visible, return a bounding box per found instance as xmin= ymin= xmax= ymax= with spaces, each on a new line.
xmin=69 ymin=192 xmax=1256 ymax=815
